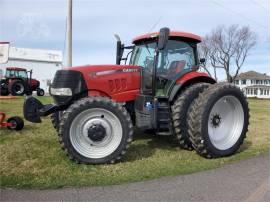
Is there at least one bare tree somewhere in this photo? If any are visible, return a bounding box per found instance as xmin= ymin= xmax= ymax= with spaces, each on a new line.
xmin=199 ymin=25 xmax=257 ymax=82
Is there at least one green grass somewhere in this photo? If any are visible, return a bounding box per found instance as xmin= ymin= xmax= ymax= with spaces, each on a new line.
xmin=0 ymin=97 xmax=269 ymax=189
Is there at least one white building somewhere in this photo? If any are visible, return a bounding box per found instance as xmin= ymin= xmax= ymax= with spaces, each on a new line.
xmin=234 ymin=71 xmax=270 ymax=99
xmin=0 ymin=46 xmax=63 ymax=92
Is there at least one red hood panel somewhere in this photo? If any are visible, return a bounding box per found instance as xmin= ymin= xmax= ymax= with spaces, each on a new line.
xmin=67 ymin=64 xmax=141 ymax=102
xmin=67 ymin=64 xmax=139 ymax=72
xmin=30 ymin=78 xmax=40 ymax=88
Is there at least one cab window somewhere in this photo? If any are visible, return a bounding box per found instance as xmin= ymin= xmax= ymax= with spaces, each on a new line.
xmin=18 ymin=70 xmax=27 ymax=78
xmin=157 ymin=40 xmax=196 ymax=79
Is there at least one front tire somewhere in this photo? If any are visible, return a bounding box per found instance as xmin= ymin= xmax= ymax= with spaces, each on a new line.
xmin=188 ymin=84 xmax=249 ymax=158
xmin=51 ymin=111 xmax=61 ymax=132
xmin=59 ymin=97 xmax=133 ymax=164
xmin=37 ymin=88 xmax=45 ymax=96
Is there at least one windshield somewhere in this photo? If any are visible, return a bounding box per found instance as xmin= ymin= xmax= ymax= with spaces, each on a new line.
xmin=6 ymin=70 xmax=27 ymax=78
xmin=17 ymin=70 xmax=27 ymax=78
xmin=130 ymin=40 xmax=196 ymax=73
xmin=130 ymin=42 xmax=155 ymax=68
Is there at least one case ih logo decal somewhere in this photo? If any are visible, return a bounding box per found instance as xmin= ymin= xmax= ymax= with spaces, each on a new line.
xmin=122 ymin=68 xmax=138 ymax=73
xmin=90 ymin=68 xmax=138 ymax=77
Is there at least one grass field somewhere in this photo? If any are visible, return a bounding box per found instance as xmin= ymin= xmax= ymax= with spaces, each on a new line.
xmin=0 ymin=97 xmax=269 ymax=188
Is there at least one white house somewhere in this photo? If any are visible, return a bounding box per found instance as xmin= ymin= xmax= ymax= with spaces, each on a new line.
xmin=234 ymin=71 xmax=270 ymax=99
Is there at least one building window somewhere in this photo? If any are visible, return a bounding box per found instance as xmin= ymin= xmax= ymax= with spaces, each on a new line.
xmin=260 ymin=88 xmax=263 ymax=95
xmin=235 ymin=80 xmax=239 ymax=85
xmin=241 ymin=79 xmax=246 ymax=85
xmin=254 ymin=89 xmax=258 ymax=95
xmin=264 ymin=80 xmax=267 ymax=85
xmin=264 ymin=89 xmax=267 ymax=95
xmin=267 ymin=90 xmax=269 ymax=95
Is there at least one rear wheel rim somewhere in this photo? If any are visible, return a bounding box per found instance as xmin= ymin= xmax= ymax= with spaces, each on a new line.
xmin=70 ymin=108 xmax=123 ymax=159
xmin=207 ymin=95 xmax=244 ymax=150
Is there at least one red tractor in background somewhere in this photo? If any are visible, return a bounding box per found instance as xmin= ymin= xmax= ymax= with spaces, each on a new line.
xmin=24 ymin=28 xmax=249 ymax=164
xmin=0 ymin=67 xmax=45 ymax=96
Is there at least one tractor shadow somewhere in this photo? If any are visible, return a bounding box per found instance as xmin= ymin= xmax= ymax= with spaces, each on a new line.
xmin=123 ymin=129 xmax=253 ymax=162
xmin=123 ymin=129 xmax=179 ymax=162
xmin=237 ymin=140 xmax=252 ymax=153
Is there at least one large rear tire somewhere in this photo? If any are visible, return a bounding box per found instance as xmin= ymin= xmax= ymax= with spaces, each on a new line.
xmin=188 ymin=84 xmax=249 ymax=158
xmin=171 ymin=83 xmax=210 ymax=150
xmin=59 ymin=97 xmax=133 ymax=164
xmin=10 ymin=80 xmax=26 ymax=96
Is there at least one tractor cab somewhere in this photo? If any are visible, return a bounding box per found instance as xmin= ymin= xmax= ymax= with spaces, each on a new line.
xmin=130 ymin=31 xmax=200 ymax=97
xmin=5 ymin=67 xmax=28 ymax=79
xmin=117 ymin=28 xmax=203 ymax=133
xmin=115 ymin=29 xmax=202 ymax=99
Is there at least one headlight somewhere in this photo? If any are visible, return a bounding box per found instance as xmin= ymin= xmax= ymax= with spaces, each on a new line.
xmin=50 ymin=87 xmax=72 ymax=96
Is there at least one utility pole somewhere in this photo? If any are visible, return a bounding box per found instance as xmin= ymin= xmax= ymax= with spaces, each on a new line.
xmin=66 ymin=0 xmax=72 ymax=67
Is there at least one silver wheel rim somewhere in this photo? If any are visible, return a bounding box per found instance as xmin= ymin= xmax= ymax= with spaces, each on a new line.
xmin=70 ymin=108 xmax=123 ymax=159
xmin=208 ymin=95 xmax=244 ymax=150
xmin=14 ymin=83 xmax=24 ymax=94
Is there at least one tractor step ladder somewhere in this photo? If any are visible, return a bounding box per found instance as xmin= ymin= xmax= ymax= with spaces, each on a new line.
xmin=156 ymin=97 xmax=172 ymax=135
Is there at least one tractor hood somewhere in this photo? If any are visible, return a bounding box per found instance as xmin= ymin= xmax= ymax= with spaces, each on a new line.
xmin=67 ymin=64 xmax=140 ymax=75
xmin=58 ymin=64 xmax=141 ymax=102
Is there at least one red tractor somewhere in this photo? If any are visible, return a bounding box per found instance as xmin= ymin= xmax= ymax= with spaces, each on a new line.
xmin=0 ymin=67 xmax=45 ymax=96
xmin=24 ymin=28 xmax=249 ymax=164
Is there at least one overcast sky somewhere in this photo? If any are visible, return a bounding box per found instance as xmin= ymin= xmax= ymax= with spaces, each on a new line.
xmin=1 ymin=0 xmax=270 ymax=80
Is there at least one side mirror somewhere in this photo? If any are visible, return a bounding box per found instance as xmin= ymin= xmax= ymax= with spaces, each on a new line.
xmin=114 ymin=34 xmax=124 ymax=65
xmin=200 ymin=58 xmax=206 ymax=64
xmin=158 ymin=27 xmax=170 ymax=50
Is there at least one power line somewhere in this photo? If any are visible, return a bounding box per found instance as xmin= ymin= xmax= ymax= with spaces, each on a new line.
xmin=147 ymin=16 xmax=163 ymax=33
xmin=249 ymin=0 xmax=270 ymax=13
xmin=209 ymin=0 xmax=270 ymax=31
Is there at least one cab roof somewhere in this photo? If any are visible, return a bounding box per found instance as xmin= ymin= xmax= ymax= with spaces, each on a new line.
xmin=6 ymin=67 xmax=27 ymax=71
xmin=133 ymin=31 xmax=201 ymax=44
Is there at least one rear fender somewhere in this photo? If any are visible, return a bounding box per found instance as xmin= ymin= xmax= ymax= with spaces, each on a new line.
xmin=169 ymin=72 xmax=216 ymax=102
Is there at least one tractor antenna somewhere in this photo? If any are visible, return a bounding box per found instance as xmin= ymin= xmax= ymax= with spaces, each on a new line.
xmin=147 ymin=16 xmax=163 ymax=33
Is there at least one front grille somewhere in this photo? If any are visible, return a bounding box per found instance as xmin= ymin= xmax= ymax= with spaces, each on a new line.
xmin=51 ymin=70 xmax=87 ymax=105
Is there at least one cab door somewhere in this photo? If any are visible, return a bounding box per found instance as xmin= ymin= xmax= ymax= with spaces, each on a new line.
xmin=130 ymin=41 xmax=156 ymax=95
xmin=155 ymin=40 xmax=197 ymax=96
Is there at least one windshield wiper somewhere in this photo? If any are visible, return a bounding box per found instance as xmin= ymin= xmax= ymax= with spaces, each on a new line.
xmin=143 ymin=41 xmax=151 ymax=55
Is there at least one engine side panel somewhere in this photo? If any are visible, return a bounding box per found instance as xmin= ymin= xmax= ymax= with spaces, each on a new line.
xmin=68 ymin=65 xmax=141 ymax=102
